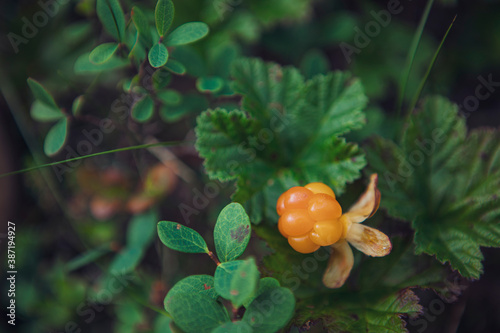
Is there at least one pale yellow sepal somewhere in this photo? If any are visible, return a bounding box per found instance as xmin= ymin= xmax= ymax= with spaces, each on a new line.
xmin=322 ymin=173 xmax=391 ymax=288
xmin=322 ymin=239 xmax=354 ymax=288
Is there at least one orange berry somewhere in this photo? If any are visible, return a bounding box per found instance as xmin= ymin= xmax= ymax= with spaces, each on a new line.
xmin=288 ymin=234 xmax=320 ymax=254
xmin=305 ymin=182 xmax=336 ymax=199
xmin=309 ymin=220 xmax=343 ymax=246
xmin=307 ymin=193 xmax=342 ymax=220
xmin=278 ymin=218 xmax=289 ymax=238
xmin=280 ymin=187 xmax=313 ymax=211
xmin=276 ymin=194 xmax=286 ymax=216
xmin=279 ymin=209 xmax=315 ymax=237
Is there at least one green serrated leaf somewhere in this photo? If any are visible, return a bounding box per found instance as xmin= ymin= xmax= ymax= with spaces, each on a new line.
xmin=96 ymin=0 xmax=126 ymax=41
xmin=131 ymin=6 xmax=152 ymax=45
xmin=196 ymin=77 xmax=224 ymax=93
xmin=165 ymin=293 xmax=229 ymax=333
xmin=211 ymin=321 xmax=253 ymax=333
xmin=365 ymin=95 xmax=500 ymax=279
xmin=74 ymin=52 xmax=128 ymax=74
xmin=214 ymin=203 xmax=251 ymax=262
xmin=89 ymin=42 xmax=119 ymax=64
xmin=149 ymin=43 xmax=169 ymax=68
xmin=44 ymin=117 xmax=68 ymax=156
xmin=165 ymin=22 xmax=209 ymax=46
xmin=157 ymin=89 xmax=182 ymax=106
xmin=230 ymin=258 xmax=260 ymax=307
xmin=155 ymin=0 xmax=174 ymax=37
xmin=110 ymin=247 xmax=144 ymax=275
xmin=242 ymin=287 xmax=295 ymax=333
xmin=194 ymin=58 xmax=368 ymax=223
xmin=303 ymin=72 xmax=367 ymax=145
xmin=164 ymin=275 xmax=218 ymax=311
xmin=230 ymin=58 xmax=305 ymax=124
xmin=157 ymin=221 xmax=209 ymax=253
xmin=165 ymin=59 xmax=187 ymax=75
xmin=303 ymin=289 xmax=422 ymax=333
xmin=30 ymin=100 xmax=63 ymax=122
xmin=132 ymin=95 xmax=154 ymax=122
xmin=195 ymin=108 xmax=265 ymax=182
xmin=27 ymin=78 xmax=59 ymax=110
xmin=127 ymin=209 xmax=158 ymax=249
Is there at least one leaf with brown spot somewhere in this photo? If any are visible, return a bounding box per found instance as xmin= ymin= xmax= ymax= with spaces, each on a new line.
xmin=214 ymin=203 xmax=251 ymax=262
xmin=157 ymin=221 xmax=208 ymax=253
xmin=164 ymin=275 xmax=218 ymax=311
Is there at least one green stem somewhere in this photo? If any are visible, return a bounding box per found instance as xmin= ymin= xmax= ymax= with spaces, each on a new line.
xmin=0 ymin=141 xmax=186 ymax=179
xmin=406 ymin=15 xmax=457 ymax=119
xmin=396 ymin=0 xmax=436 ymax=118
xmin=207 ymin=251 xmax=221 ymax=266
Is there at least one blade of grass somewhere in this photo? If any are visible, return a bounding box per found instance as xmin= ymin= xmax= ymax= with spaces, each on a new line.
xmin=0 ymin=141 xmax=187 ymax=179
xmin=396 ymin=0 xmax=435 ymax=117
xmin=407 ymin=16 xmax=457 ymax=119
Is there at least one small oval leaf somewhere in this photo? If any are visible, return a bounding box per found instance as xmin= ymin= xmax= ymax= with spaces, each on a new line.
xmin=196 ymin=76 xmax=224 ymax=93
xmin=30 ymin=100 xmax=63 ymax=122
xmin=212 ymin=321 xmax=253 ymax=333
xmin=165 ymin=293 xmax=229 ymax=333
xmin=165 ymin=59 xmax=186 ymax=75
xmin=148 ymin=43 xmax=169 ymax=68
xmin=159 ymin=93 xmax=207 ymax=123
xmin=129 ymin=31 xmax=147 ymax=61
xmin=164 ymin=275 xmax=218 ymax=312
xmin=214 ymin=203 xmax=251 ymax=262
xmin=230 ymin=257 xmax=260 ymax=307
xmin=214 ymin=260 xmax=244 ymax=300
xmin=152 ymin=68 xmax=172 ymax=90
xmin=165 ymin=22 xmax=209 ymax=46
xmin=96 ymin=0 xmax=126 ymax=41
xmin=155 ymin=0 xmax=175 ymax=37
xmin=243 ymin=287 xmax=295 ymax=333
xmin=127 ymin=209 xmax=158 ymax=250
xmin=72 ymin=95 xmax=84 ymax=116
xmin=131 ymin=95 xmax=154 ymax=122
xmin=157 ymin=89 xmax=182 ymax=106
xmin=110 ymin=247 xmax=144 ymax=275
xmin=131 ymin=6 xmax=152 ymax=45
xmin=157 ymin=221 xmax=209 ymax=253
xmin=89 ymin=42 xmax=119 ymax=64
xmin=27 ymin=78 xmax=59 ymax=110
xmin=44 ymin=117 xmax=68 ymax=156
xmin=74 ymin=52 xmax=128 ymax=74
xmin=243 ymin=277 xmax=280 ymax=308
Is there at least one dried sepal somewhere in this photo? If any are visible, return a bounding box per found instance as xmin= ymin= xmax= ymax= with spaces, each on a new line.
xmin=322 ymin=240 xmax=354 ymax=289
xmin=345 ymin=223 xmax=392 ymax=257
xmin=344 ymin=173 xmax=381 ymax=223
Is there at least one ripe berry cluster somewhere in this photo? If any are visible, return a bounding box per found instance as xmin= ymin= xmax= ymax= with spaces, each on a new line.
xmin=277 ymin=183 xmax=343 ymax=253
